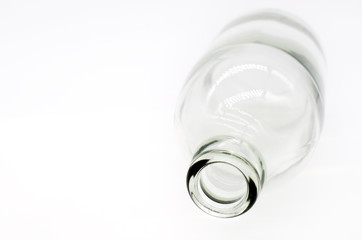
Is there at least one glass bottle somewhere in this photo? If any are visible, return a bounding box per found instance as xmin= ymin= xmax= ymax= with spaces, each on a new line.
xmin=175 ymin=11 xmax=325 ymax=218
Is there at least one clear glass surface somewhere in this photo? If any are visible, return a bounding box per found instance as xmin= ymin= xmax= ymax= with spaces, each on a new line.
xmin=175 ymin=11 xmax=325 ymax=218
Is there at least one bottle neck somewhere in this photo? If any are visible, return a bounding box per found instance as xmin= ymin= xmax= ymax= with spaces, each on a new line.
xmin=186 ymin=137 xmax=265 ymax=218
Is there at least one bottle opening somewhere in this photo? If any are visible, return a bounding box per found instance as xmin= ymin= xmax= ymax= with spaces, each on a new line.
xmin=199 ymin=162 xmax=247 ymax=204
xmin=187 ymin=150 xmax=262 ymax=218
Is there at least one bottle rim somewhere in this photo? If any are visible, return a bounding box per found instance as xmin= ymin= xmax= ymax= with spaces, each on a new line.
xmin=186 ymin=150 xmax=262 ymax=218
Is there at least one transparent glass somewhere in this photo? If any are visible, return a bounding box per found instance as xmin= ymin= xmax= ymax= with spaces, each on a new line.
xmin=175 ymin=11 xmax=325 ymax=218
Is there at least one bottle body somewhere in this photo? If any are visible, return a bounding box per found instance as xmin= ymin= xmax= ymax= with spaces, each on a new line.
xmin=175 ymin=11 xmax=324 ymax=217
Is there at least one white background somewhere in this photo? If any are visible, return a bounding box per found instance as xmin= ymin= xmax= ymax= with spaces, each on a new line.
xmin=0 ymin=0 xmax=361 ymax=239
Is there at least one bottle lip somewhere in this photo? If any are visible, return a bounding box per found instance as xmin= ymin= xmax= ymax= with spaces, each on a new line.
xmin=186 ymin=150 xmax=262 ymax=218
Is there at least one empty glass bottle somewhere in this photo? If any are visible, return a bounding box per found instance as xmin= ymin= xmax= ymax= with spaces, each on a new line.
xmin=175 ymin=11 xmax=325 ymax=218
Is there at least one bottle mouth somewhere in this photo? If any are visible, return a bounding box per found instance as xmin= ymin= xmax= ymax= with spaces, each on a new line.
xmin=186 ymin=150 xmax=262 ymax=218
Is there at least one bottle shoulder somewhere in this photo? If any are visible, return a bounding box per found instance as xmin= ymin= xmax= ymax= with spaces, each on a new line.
xmin=176 ymin=43 xmax=322 ymax=178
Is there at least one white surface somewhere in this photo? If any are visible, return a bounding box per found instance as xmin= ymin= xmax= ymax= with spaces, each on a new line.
xmin=0 ymin=0 xmax=361 ymax=239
